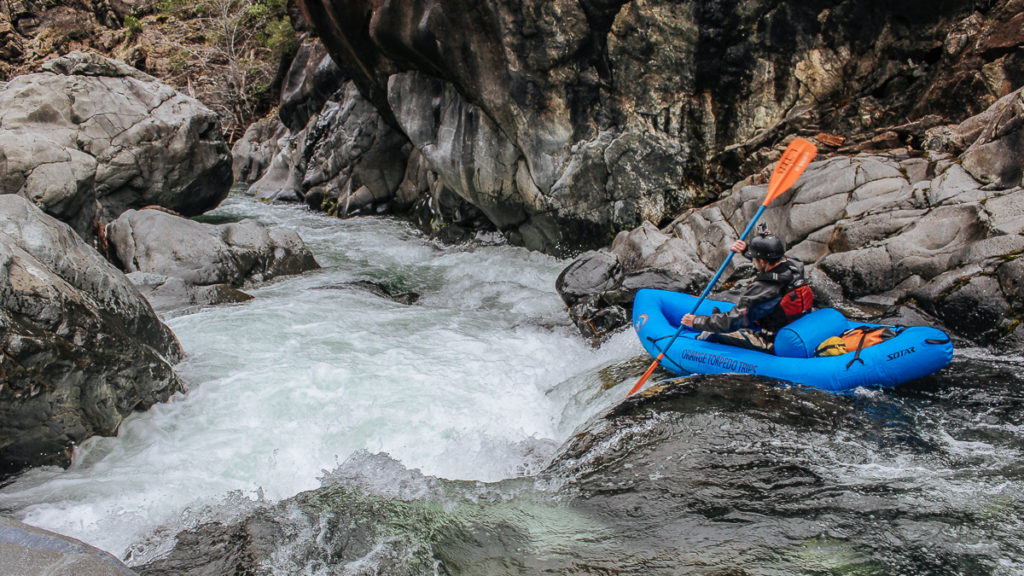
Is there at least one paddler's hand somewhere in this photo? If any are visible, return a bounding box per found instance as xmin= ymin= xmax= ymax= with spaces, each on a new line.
xmin=730 ymin=240 xmax=747 ymax=254
xmin=681 ymin=314 xmax=696 ymax=328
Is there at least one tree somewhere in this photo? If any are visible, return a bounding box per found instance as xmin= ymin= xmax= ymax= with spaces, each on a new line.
xmin=151 ymin=0 xmax=297 ymax=141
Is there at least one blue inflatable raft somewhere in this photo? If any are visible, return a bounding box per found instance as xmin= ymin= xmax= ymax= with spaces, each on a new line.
xmin=632 ymin=289 xmax=954 ymax=392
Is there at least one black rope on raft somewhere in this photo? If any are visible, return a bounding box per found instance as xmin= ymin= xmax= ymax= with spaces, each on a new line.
xmin=646 ymin=336 xmax=692 ymax=375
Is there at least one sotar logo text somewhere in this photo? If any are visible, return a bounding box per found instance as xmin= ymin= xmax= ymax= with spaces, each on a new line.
xmin=887 ymin=347 xmax=915 ymax=361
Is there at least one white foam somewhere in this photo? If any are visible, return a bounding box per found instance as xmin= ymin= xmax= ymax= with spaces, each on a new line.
xmin=0 ymin=197 xmax=637 ymax=557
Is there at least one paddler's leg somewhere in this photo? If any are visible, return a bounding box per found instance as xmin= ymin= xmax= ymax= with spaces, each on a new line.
xmin=708 ymin=329 xmax=772 ymax=352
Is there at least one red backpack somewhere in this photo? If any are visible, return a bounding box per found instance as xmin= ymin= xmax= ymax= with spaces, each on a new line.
xmin=759 ymin=282 xmax=814 ymax=332
xmin=780 ymin=284 xmax=814 ymax=319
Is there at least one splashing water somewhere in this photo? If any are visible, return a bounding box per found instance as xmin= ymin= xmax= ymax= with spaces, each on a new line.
xmin=0 ymin=195 xmax=641 ymax=556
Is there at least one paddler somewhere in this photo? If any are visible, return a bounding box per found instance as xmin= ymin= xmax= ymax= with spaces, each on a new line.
xmin=680 ymin=226 xmax=813 ymax=352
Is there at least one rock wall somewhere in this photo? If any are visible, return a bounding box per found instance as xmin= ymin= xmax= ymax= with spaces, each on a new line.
xmin=271 ymin=0 xmax=1023 ymax=254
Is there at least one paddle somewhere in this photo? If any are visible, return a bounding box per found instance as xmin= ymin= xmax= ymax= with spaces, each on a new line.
xmin=626 ymin=137 xmax=818 ymax=396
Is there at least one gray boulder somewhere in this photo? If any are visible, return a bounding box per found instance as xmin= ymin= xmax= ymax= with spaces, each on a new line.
xmin=231 ymin=115 xmax=289 ymax=185
xmin=0 ymin=51 xmax=232 ymax=241
xmin=302 ymin=82 xmax=410 ymax=215
xmin=0 ymin=516 xmax=138 ymax=576
xmin=0 ymin=194 xmax=184 ymax=476
xmin=958 ymin=88 xmax=1024 ymax=189
xmin=106 ymin=208 xmax=320 ymax=314
xmin=243 ymin=35 xmax=410 ymax=210
xmin=245 ymin=125 xmax=309 ymax=203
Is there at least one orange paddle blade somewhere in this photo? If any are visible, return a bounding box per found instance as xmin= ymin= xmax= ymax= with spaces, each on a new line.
xmin=763 ymin=138 xmax=817 ymax=206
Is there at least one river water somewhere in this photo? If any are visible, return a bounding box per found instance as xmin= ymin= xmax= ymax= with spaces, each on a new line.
xmin=0 ymin=195 xmax=1021 ymax=575
xmin=0 ymin=195 xmax=634 ymax=554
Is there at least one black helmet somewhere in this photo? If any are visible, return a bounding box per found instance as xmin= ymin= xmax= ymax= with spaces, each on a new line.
xmin=743 ymin=228 xmax=785 ymax=262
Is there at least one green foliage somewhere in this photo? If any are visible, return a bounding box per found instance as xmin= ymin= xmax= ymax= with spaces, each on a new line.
xmin=156 ymin=0 xmax=297 ymax=58
xmin=240 ymin=0 xmax=298 ymax=58
xmin=259 ymin=15 xmax=298 ymax=59
xmin=123 ymin=15 xmax=143 ymax=40
xmin=167 ymin=47 xmax=191 ymax=74
xmin=157 ymin=0 xmax=199 ymax=18
xmin=243 ymin=0 xmax=272 ymax=21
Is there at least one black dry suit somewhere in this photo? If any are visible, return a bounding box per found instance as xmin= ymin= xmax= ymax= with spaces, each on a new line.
xmin=691 ymin=257 xmax=809 ymax=340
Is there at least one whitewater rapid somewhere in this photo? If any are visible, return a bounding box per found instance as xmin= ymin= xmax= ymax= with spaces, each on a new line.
xmin=0 ymin=196 xmax=641 ymax=556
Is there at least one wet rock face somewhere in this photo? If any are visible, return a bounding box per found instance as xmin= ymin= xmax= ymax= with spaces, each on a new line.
xmin=231 ymin=115 xmax=288 ymax=186
xmin=236 ymin=36 xmax=414 ymax=213
xmin=278 ymin=37 xmax=345 ymax=134
xmin=285 ymin=0 xmax=1021 ymax=254
xmin=0 ymin=195 xmax=184 ymax=477
xmin=0 ymin=51 xmax=232 ymax=242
